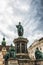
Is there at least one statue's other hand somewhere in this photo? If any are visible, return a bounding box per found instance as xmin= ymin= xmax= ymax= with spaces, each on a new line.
xmin=16 ymin=25 xmax=18 ymax=28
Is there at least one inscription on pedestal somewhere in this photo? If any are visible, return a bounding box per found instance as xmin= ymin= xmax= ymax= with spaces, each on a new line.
xmin=8 ymin=59 xmax=18 ymax=65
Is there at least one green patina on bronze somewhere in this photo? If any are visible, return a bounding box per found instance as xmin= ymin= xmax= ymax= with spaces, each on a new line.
xmin=35 ymin=47 xmax=43 ymax=59
xmin=9 ymin=44 xmax=16 ymax=58
xmin=4 ymin=44 xmax=16 ymax=61
xmin=16 ymin=22 xmax=24 ymax=36
xmin=2 ymin=37 xmax=6 ymax=46
xmin=4 ymin=52 xmax=10 ymax=61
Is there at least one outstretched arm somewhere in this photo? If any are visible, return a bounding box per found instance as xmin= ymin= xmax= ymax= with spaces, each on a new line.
xmin=16 ymin=25 xmax=18 ymax=28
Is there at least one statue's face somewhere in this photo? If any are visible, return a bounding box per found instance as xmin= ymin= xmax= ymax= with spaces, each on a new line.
xmin=19 ymin=22 xmax=21 ymax=25
xmin=3 ymin=38 xmax=5 ymax=40
xmin=36 ymin=47 xmax=39 ymax=50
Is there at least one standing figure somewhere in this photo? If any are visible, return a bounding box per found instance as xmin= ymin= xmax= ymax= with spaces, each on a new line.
xmin=16 ymin=22 xmax=24 ymax=36
xmin=2 ymin=37 xmax=6 ymax=47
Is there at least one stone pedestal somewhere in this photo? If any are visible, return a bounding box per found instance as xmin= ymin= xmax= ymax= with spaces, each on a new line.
xmin=8 ymin=58 xmax=18 ymax=65
xmin=13 ymin=37 xmax=29 ymax=59
xmin=35 ymin=59 xmax=43 ymax=65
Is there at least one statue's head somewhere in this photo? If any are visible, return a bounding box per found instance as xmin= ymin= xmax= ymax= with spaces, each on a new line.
xmin=36 ymin=47 xmax=39 ymax=50
xmin=19 ymin=22 xmax=21 ymax=25
xmin=11 ymin=44 xmax=13 ymax=47
xmin=10 ymin=44 xmax=15 ymax=51
xmin=3 ymin=37 xmax=5 ymax=40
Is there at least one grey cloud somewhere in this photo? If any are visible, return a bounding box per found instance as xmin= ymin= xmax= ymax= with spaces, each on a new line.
xmin=23 ymin=0 xmax=43 ymax=38
xmin=37 ymin=21 xmax=43 ymax=31
xmin=41 ymin=0 xmax=43 ymax=6
xmin=0 ymin=31 xmax=9 ymax=39
xmin=8 ymin=25 xmax=16 ymax=33
xmin=8 ymin=0 xmax=43 ymax=38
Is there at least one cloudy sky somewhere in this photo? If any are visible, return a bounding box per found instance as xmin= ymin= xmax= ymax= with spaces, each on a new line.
xmin=0 ymin=0 xmax=43 ymax=47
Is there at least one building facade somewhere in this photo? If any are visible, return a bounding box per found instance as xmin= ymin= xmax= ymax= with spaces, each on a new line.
xmin=28 ymin=38 xmax=43 ymax=59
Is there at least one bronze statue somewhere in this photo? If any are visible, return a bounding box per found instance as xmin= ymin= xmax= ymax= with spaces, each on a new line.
xmin=4 ymin=44 xmax=16 ymax=61
xmin=35 ymin=47 xmax=43 ymax=59
xmin=16 ymin=22 xmax=24 ymax=36
xmin=9 ymin=44 xmax=16 ymax=58
xmin=4 ymin=52 xmax=10 ymax=61
xmin=2 ymin=37 xmax=6 ymax=46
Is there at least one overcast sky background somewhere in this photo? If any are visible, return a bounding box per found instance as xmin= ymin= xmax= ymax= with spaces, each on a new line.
xmin=0 ymin=0 xmax=43 ymax=47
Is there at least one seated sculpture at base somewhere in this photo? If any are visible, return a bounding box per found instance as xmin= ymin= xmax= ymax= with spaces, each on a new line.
xmin=4 ymin=44 xmax=16 ymax=61
xmin=35 ymin=47 xmax=43 ymax=59
xmin=9 ymin=44 xmax=16 ymax=58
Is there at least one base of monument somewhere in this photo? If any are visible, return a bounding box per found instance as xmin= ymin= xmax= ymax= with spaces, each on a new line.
xmin=8 ymin=58 xmax=18 ymax=65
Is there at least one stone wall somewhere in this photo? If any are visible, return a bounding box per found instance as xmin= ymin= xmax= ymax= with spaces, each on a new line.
xmin=8 ymin=59 xmax=18 ymax=65
xmin=8 ymin=59 xmax=43 ymax=65
xmin=35 ymin=60 xmax=43 ymax=65
xmin=18 ymin=59 xmax=43 ymax=65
